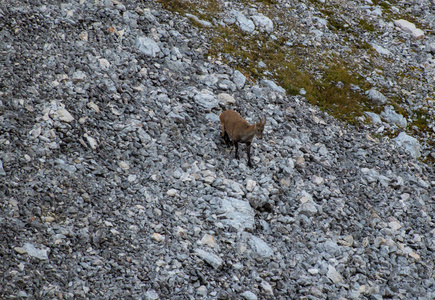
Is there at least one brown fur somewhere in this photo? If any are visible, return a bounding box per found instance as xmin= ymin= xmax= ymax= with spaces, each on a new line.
xmin=219 ymin=110 xmax=266 ymax=168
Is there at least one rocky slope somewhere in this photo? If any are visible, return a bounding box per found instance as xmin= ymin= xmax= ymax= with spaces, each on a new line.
xmin=0 ymin=0 xmax=434 ymax=299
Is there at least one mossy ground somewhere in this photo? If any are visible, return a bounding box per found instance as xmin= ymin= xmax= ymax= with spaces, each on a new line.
xmin=157 ymin=0 xmax=434 ymax=162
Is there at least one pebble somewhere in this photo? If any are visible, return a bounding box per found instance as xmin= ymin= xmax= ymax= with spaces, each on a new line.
xmin=195 ymin=249 xmax=223 ymax=270
xmin=21 ymin=243 xmax=49 ymax=261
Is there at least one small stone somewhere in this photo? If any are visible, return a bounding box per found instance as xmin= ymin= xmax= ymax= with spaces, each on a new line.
xmin=136 ymin=36 xmax=160 ymax=57
xmin=251 ymin=14 xmax=274 ymax=33
xmin=248 ymin=235 xmax=274 ymax=258
xmin=232 ymin=11 xmax=255 ymax=33
xmin=308 ymin=268 xmax=319 ymax=275
xmin=195 ymin=248 xmax=223 ymax=270
xmin=381 ymin=105 xmax=407 ymax=128
xmin=45 ymin=216 xmax=55 ymax=223
xmin=246 ymin=179 xmax=257 ymax=192
xmin=152 ymin=233 xmax=165 ymax=242
xmin=118 ymin=161 xmax=130 ymax=170
xmin=14 ymin=247 xmax=27 ymax=255
xmin=233 ymin=70 xmax=246 ymax=90
xmin=98 ymin=58 xmax=110 ymax=68
xmin=393 ymin=132 xmax=421 ymax=158
xmin=22 ymin=243 xmax=49 ymax=260
xmin=87 ymin=101 xmax=100 ymax=113
xmin=218 ymin=93 xmax=236 ymax=105
xmin=72 ymin=70 xmax=87 ymax=82
xmin=389 ymin=220 xmax=402 ymax=231
xmin=79 ymin=31 xmax=88 ymax=41
xmin=0 ymin=159 xmax=6 ymax=176
xmin=196 ymin=285 xmax=208 ymax=296
xmin=145 ymin=289 xmax=159 ymax=300
xmin=295 ymin=156 xmax=305 ymax=167
xmin=53 ymin=108 xmax=74 ymax=123
xmin=241 ymin=291 xmax=258 ymax=300
xmin=167 ymin=189 xmax=178 ymax=197
xmin=327 ymin=265 xmax=343 ymax=284
xmin=194 ymin=90 xmax=218 ymax=112
xmin=366 ymin=88 xmax=387 ymax=105
xmin=175 ymin=226 xmax=187 ymax=239
xmin=200 ymin=234 xmax=217 ymax=248
xmin=261 ymin=280 xmax=273 ymax=295
xmin=83 ymin=133 xmax=98 ymax=149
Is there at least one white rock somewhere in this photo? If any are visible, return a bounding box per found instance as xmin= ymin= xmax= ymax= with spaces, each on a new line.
xmin=393 ymin=132 xmax=421 ymax=158
xmin=200 ymin=234 xmax=217 ymax=248
xmin=371 ymin=43 xmax=392 ymax=56
xmin=152 ymin=233 xmax=165 ymax=242
xmin=98 ymin=58 xmax=110 ymax=69
xmin=136 ymin=36 xmax=160 ymax=57
xmin=394 ymin=19 xmax=424 ymax=39
xmin=394 ymin=19 xmax=416 ymax=33
xmin=218 ymin=93 xmax=236 ymax=105
xmin=251 ymin=14 xmax=274 ymax=33
xmin=0 ymin=159 xmax=6 ymax=176
xmin=389 ymin=220 xmax=402 ymax=231
xmin=145 ymin=290 xmax=159 ymax=300
xmin=185 ymin=13 xmax=212 ymax=27
xmin=246 ymin=179 xmax=257 ymax=192
xmin=261 ymin=280 xmax=274 ymax=295
xmin=167 ymin=189 xmax=178 ymax=197
xmin=52 ymin=108 xmax=74 ymax=123
xmin=83 ymin=133 xmax=98 ymax=149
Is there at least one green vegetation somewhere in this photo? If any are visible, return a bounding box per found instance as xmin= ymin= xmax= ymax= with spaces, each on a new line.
xmin=157 ymin=0 xmax=434 ymax=162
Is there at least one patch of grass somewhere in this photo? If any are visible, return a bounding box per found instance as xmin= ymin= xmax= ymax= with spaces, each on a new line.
xmin=359 ymin=19 xmax=375 ymax=32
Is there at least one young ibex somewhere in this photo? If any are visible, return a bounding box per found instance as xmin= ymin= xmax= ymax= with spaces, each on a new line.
xmin=219 ymin=110 xmax=266 ymax=168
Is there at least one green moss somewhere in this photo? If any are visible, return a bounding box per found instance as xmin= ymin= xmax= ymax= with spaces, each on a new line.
xmin=359 ymin=19 xmax=375 ymax=32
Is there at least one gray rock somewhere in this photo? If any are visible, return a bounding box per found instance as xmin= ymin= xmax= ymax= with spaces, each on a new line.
xmin=0 ymin=159 xmax=5 ymax=176
xmin=393 ymin=132 xmax=421 ymax=158
xmin=248 ymin=234 xmax=274 ymax=258
xmin=251 ymin=14 xmax=274 ymax=33
xmin=232 ymin=11 xmax=255 ymax=33
xmin=381 ymin=105 xmax=407 ymax=128
xmin=366 ymin=88 xmax=387 ymax=105
xmin=327 ymin=265 xmax=343 ymax=284
xmin=145 ymin=290 xmax=160 ymax=300
xmin=217 ymin=197 xmax=255 ymax=231
xmin=195 ymin=248 xmax=223 ymax=270
xmin=136 ymin=36 xmax=160 ymax=57
xmin=241 ymin=291 xmax=258 ymax=300
xmin=193 ymin=90 xmax=218 ymax=112
xmin=22 ymin=243 xmax=49 ymax=260
xmin=233 ymin=70 xmax=246 ymax=89
xmin=260 ymin=79 xmax=286 ymax=94
xmin=364 ymin=112 xmax=382 ymax=124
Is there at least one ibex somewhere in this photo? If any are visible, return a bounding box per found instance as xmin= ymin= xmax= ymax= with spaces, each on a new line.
xmin=219 ymin=110 xmax=266 ymax=168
